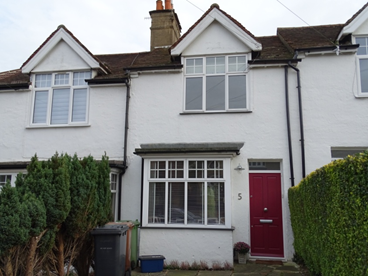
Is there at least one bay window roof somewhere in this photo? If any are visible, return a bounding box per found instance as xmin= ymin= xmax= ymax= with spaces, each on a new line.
xmin=134 ymin=142 xmax=244 ymax=156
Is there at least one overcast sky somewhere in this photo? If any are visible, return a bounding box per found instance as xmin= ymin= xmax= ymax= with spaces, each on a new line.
xmin=0 ymin=0 xmax=367 ymax=72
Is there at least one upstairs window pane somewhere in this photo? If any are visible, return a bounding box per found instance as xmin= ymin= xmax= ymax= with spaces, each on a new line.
xmin=51 ymin=88 xmax=70 ymax=124
xmin=229 ymin=75 xmax=246 ymax=109
xmin=73 ymin=71 xmax=91 ymax=86
xmin=206 ymin=75 xmax=225 ymax=110
xmin=185 ymin=77 xmax=203 ymax=110
xmin=33 ymin=91 xmax=49 ymax=123
xmin=357 ymin=37 xmax=368 ymax=56
xmin=54 ymin=73 xmax=69 ymax=85
xmin=35 ymin=74 xmax=51 ymax=88
xmin=72 ymin=89 xmax=87 ymax=122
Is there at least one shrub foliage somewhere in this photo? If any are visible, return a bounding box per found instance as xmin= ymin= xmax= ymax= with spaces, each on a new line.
xmin=289 ymin=151 xmax=368 ymax=275
xmin=0 ymin=153 xmax=112 ymax=276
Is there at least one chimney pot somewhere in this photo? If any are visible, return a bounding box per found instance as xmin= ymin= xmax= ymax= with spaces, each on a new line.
xmin=165 ymin=0 xmax=172 ymax=10
xmin=156 ymin=0 xmax=163 ymax=10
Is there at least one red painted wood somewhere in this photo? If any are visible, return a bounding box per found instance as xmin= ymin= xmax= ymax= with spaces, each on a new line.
xmin=249 ymin=173 xmax=284 ymax=257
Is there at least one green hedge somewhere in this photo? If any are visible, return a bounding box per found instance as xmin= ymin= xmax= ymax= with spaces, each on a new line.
xmin=289 ymin=152 xmax=368 ymax=275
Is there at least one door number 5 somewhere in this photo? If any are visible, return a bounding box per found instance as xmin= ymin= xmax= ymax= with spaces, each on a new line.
xmin=238 ymin=193 xmax=242 ymax=200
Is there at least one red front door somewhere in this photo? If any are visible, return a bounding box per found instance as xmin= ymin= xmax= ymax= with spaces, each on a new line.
xmin=249 ymin=173 xmax=284 ymax=257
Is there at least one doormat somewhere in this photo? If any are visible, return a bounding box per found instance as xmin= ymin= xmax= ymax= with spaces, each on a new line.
xmin=255 ymin=260 xmax=283 ymax=265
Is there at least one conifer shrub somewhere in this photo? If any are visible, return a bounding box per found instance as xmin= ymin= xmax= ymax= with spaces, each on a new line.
xmin=289 ymin=151 xmax=368 ymax=275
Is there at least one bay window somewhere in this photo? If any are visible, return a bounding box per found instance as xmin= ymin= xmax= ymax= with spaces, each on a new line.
xmin=184 ymin=55 xmax=248 ymax=112
xmin=143 ymin=158 xmax=230 ymax=228
xmin=32 ymin=71 xmax=91 ymax=126
xmin=356 ymin=37 xmax=368 ymax=95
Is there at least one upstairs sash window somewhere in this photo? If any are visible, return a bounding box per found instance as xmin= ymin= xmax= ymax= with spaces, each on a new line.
xmin=32 ymin=71 xmax=91 ymax=126
xmin=356 ymin=37 xmax=368 ymax=94
xmin=185 ymin=55 xmax=248 ymax=112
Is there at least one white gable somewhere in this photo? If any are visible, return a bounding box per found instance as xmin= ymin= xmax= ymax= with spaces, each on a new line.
xmin=182 ymin=21 xmax=252 ymax=56
xmin=22 ymin=27 xmax=100 ymax=73
xmin=354 ymin=19 xmax=368 ymax=35
xmin=171 ymin=7 xmax=261 ymax=56
xmin=32 ymin=40 xmax=90 ymax=72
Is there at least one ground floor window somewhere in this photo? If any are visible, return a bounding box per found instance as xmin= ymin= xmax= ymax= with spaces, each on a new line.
xmin=110 ymin=172 xmax=119 ymax=221
xmin=142 ymin=158 xmax=231 ymax=228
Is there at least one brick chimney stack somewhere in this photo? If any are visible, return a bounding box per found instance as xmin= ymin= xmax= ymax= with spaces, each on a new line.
xmin=150 ymin=0 xmax=181 ymax=51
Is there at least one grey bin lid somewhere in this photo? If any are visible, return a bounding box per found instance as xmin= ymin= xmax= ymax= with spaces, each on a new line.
xmin=91 ymin=224 xmax=129 ymax=235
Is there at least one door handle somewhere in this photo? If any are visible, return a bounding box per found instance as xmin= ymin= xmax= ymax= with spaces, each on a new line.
xmin=264 ymin=208 xmax=268 ymax=212
xmin=260 ymin=219 xmax=273 ymax=224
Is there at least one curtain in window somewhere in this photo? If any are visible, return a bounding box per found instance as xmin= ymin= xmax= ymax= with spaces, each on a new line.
xmin=72 ymin=89 xmax=87 ymax=122
xmin=168 ymin=182 xmax=184 ymax=224
xmin=51 ymin=88 xmax=70 ymax=124
xmin=207 ymin=182 xmax=225 ymax=225
xmin=33 ymin=91 xmax=48 ymax=123
xmin=148 ymin=182 xmax=165 ymax=223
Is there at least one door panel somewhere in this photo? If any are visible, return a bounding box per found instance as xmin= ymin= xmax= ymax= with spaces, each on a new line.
xmin=249 ymin=173 xmax=284 ymax=257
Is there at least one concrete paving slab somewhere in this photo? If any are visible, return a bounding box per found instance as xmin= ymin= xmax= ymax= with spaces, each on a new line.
xmin=197 ymin=270 xmax=232 ymax=276
xmin=166 ymin=270 xmax=198 ymax=276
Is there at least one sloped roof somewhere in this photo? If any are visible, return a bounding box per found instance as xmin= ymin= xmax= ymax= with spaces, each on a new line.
xmin=345 ymin=2 xmax=368 ymax=26
xmin=277 ymin=24 xmax=346 ymax=51
xmin=255 ymin=36 xmax=293 ymax=60
xmin=1 ymin=3 xmax=365 ymax=88
xmin=0 ymin=69 xmax=29 ymax=89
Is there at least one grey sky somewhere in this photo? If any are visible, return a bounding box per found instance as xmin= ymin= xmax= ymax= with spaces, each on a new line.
xmin=0 ymin=0 xmax=366 ymax=72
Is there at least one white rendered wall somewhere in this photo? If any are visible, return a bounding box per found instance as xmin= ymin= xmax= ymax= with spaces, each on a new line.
xmin=139 ymin=229 xmax=233 ymax=267
xmin=0 ymin=85 xmax=126 ymax=161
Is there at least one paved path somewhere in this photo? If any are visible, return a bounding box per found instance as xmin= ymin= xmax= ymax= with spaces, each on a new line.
xmin=131 ymin=261 xmax=304 ymax=276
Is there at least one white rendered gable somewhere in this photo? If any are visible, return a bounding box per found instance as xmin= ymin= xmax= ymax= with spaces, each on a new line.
xmin=171 ymin=8 xmax=261 ymax=56
xmin=354 ymin=19 xmax=368 ymax=35
xmin=182 ymin=21 xmax=252 ymax=56
xmin=32 ymin=40 xmax=90 ymax=72
xmin=22 ymin=27 xmax=100 ymax=73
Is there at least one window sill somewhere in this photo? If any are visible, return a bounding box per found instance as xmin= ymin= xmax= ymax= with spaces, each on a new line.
xmin=180 ymin=110 xmax=252 ymax=115
xmin=141 ymin=225 xmax=235 ymax=231
xmin=355 ymin=93 xmax=368 ymax=98
xmin=26 ymin=124 xmax=91 ymax=129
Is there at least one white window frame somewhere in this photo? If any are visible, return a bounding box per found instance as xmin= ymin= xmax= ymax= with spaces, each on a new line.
xmin=183 ymin=54 xmax=250 ymax=112
xmin=110 ymin=171 xmax=119 ymax=221
xmin=30 ymin=71 xmax=91 ymax=126
xmin=142 ymin=156 xmax=231 ymax=228
xmin=0 ymin=171 xmax=25 ymax=190
xmin=354 ymin=36 xmax=368 ymax=97
xmin=331 ymin=147 xmax=368 ymax=161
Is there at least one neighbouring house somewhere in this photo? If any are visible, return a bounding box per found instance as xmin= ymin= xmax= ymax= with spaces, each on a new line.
xmin=1 ymin=0 xmax=368 ymax=266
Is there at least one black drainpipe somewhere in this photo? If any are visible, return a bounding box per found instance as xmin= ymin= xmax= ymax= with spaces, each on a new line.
xmin=288 ymin=62 xmax=306 ymax=179
xmin=284 ymin=66 xmax=295 ymax=187
xmin=118 ymin=77 xmax=131 ymax=220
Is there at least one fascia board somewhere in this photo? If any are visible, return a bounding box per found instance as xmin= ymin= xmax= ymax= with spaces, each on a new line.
xmin=22 ymin=28 xmax=99 ymax=73
xmin=338 ymin=8 xmax=368 ymax=40
xmin=171 ymin=9 xmax=261 ymax=56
